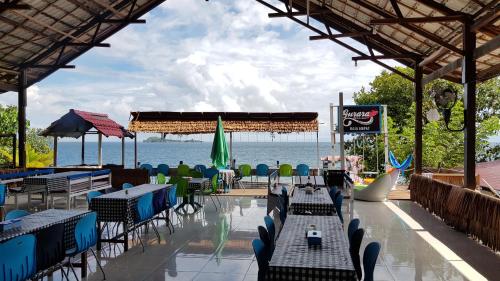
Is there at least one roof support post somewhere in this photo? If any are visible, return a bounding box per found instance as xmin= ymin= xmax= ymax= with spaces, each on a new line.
xmin=121 ymin=137 xmax=125 ymax=167
xmin=53 ymin=137 xmax=58 ymax=167
xmin=134 ymin=132 xmax=138 ymax=169
xmin=97 ymin=132 xmax=103 ymax=167
xmin=414 ymin=60 xmax=423 ymax=175
xmin=463 ymin=19 xmax=477 ymax=189
xmin=81 ymin=134 xmax=85 ymax=165
xmin=18 ymin=69 xmax=27 ymax=168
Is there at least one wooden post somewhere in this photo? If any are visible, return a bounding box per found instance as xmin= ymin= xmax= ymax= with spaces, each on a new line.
xmin=18 ymin=70 xmax=27 ymax=168
xmin=229 ymin=132 xmax=233 ymax=169
xmin=134 ymin=132 xmax=138 ymax=168
xmin=97 ymin=132 xmax=102 ymax=167
xmin=339 ymin=92 xmax=345 ymax=170
xmin=121 ymin=137 xmax=125 ymax=167
xmin=81 ymin=134 xmax=85 ymax=165
xmin=316 ymin=131 xmax=320 ymax=171
xmin=414 ymin=61 xmax=423 ymax=174
xmin=463 ymin=19 xmax=477 ymax=189
xmin=383 ymin=105 xmax=389 ymax=172
xmin=53 ymin=137 xmax=58 ymax=167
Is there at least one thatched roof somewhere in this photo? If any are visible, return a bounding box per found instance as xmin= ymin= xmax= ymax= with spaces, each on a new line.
xmin=128 ymin=112 xmax=318 ymax=134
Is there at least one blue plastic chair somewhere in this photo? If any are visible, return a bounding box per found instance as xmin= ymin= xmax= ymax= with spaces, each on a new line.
xmin=122 ymin=182 xmax=134 ymax=189
xmin=329 ymin=186 xmax=338 ymax=201
xmin=204 ymin=167 xmax=219 ymax=179
xmin=350 ymin=228 xmax=365 ymax=280
xmin=348 ymin=218 xmax=360 ymax=244
xmin=256 ymin=164 xmax=269 ymax=177
xmin=194 ymin=164 xmax=207 ymax=175
xmin=335 ymin=193 xmax=344 ymax=224
xmin=5 ymin=209 xmax=30 ymax=220
xmin=134 ymin=193 xmax=160 ymax=251
xmin=264 ymin=216 xmax=275 ymax=249
xmin=140 ymin=163 xmax=155 ymax=182
xmin=66 ymin=212 xmax=105 ymax=280
xmin=157 ymin=164 xmax=169 ymax=177
xmin=363 ymin=242 xmax=381 ymax=281
xmin=0 ymin=234 xmax=37 ymax=281
xmin=296 ymin=164 xmax=310 ymax=176
xmin=166 ymin=185 xmax=178 ymax=233
xmin=257 ymin=226 xmax=272 ymax=260
xmin=86 ymin=191 xmax=102 ymax=204
xmin=252 ymin=239 xmax=269 ymax=281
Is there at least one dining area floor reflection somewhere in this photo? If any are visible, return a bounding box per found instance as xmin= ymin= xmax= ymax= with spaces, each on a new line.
xmin=4 ymin=193 xmax=496 ymax=281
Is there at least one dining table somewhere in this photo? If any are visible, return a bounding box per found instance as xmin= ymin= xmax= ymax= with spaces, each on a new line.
xmin=289 ymin=186 xmax=335 ymax=215
xmin=267 ymin=215 xmax=356 ymax=280
xmin=90 ymin=183 xmax=171 ymax=251
xmin=0 ymin=209 xmax=91 ymax=277
xmin=294 ymin=176 xmax=326 ymax=187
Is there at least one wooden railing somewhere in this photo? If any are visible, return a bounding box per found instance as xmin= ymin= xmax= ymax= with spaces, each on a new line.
xmin=410 ymin=174 xmax=500 ymax=252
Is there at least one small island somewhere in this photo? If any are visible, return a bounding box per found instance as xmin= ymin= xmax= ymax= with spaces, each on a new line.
xmin=144 ymin=136 xmax=203 ymax=143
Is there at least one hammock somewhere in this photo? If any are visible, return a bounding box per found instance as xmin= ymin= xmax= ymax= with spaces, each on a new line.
xmin=389 ymin=151 xmax=413 ymax=175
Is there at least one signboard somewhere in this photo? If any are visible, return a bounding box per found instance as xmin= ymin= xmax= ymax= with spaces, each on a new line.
xmin=341 ymin=105 xmax=381 ymax=134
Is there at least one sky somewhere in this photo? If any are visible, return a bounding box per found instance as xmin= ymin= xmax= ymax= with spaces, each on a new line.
xmin=0 ymin=0 xmax=396 ymax=142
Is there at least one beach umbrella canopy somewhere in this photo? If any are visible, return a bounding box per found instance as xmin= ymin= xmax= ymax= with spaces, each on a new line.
xmin=211 ymin=116 xmax=229 ymax=169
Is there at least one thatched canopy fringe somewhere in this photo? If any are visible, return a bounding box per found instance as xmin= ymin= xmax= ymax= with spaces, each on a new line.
xmin=128 ymin=112 xmax=318 ymax=134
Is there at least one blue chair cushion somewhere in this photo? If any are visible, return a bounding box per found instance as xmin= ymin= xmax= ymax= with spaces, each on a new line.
xmin=91 ymin=169 xmax=111 ymax=177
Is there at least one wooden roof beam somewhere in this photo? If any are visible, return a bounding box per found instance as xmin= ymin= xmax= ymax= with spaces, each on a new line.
xmin=472 ymin=5 xmax=500 ymax=32
xmin=350 ymin=0 xmax=463 ymax=55
xmin=414 ymin=0 xmax=459 ymax=16
xmin=422 ymin=35 xmax=500 ymax=84
xmin=100 ymin=18 xmax=145 ymax=24
xmin=309 ymin=32 xmax=372 ymax=40
xmin=88 ymin=0 xmax=128 ymax=18
xmin=66 ymin=42 xmax=110 ymax=47
xmin=268 ymin=10 xmax=326 ymax=18
xmin=0 ymin=82 xmax=17 ymax=92
xmin=0 ymin=2 xmax=30 ymax=12
xmin=352 ymin=54 xmax=420 ymax=61
xmin=30 ymin=64 xmax=75 ymax=69
xmin=389 ymin=0 xmax=403 ymax=18
xmin=371 ymin=15 xmax=466 ymax=25
xmin=257 ymin=0 xmax=415 ymax=82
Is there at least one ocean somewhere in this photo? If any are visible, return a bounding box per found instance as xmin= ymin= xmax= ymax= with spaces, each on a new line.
xmin=56 ymin=141 xmax=336 ymax=169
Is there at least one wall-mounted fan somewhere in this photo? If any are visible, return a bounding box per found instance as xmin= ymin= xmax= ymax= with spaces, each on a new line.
xmin=430 ymin=86 xmax=465 ymax=132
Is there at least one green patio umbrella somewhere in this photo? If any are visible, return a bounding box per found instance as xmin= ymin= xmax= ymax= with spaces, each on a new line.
xmin=211 ymin=116 xmax=229 ymax=169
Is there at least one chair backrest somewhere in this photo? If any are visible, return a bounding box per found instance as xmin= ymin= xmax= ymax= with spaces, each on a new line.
xmin=177 ymin=164 xmax=190 ymax=177
xmin=86 ymin=191 xmax=102 ymax=204
xmin=136 ymin=193 xmax=154 ymax=223
xmin=350 ymin=228 xmax=365 ymax=280
xmin=176 ymin=178 xmax=188 ymax=197
xmin=257 ymin=225 xmax=272 ymax=260
xmin=347 ymin=218 xmax=360 ymax=244
xmin=296 ymin=164 xmax=310 ymax=176
xmin=153 ymin=189 xmax=167 ymax=215
xmin=35 ymin=223 xmax=65 ymax=272
xmin=252 ymin=239 xmax=269 ymax=281
xmin=122 ymin=182 xmax=134 ymax=189
xmin=256 ymin=164 xmax=269 ymax=177
xmin=140 ymin=163 xmax=154 ymax=176
xmin=238 ymin=164 xmax=252 ymax=177
xmin=363 ymin=242 xmax=381 ymax=281
xmin=0 ymin=234 xmax=36 ymax=281
xmin=211 ymin=174 xmax=219 ymax=193
xmin=335 ymin=194 xmax=344 ymax=224
xmin=190 ymin=170 xmax=203 ymax=178
xmin=168 ymin=184 xmax=177 ymax=208
xmin=264 ymin=216 xmax=275 ymax=247
xmin=157 ymin=173 xmax=167 ymax=184
xmin=279 ymin=187 xmax=288 ymax=224
xmin=74 ymin=212 xmax=98 ymax=253
xmin=329 ymin=186 xmax=338 ymax=201
xmin=157 ymin=164 xmax=169 ymax=176
xmin=204 ymin=167 xmax=219 ymax=179
xmin=279 ymin=164 xmax=293 ymax=177
xmin=0 ymin=183 xmax=6 ymax=206
xmin=5 ymin=209 xmax=30 ymax=220
xmin=194 ymin=164 xmax=207 ymax=174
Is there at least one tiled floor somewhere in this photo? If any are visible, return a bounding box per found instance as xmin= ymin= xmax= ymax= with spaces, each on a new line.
xmin=4 ymin=194 xmax=499 ymax=280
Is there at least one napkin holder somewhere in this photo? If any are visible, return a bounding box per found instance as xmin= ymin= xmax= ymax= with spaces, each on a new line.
xmin=305 ymin=186 xmax=314 ymax=194
xmin=307 ymin=230 xmax=322 ymax=246
xmin=0 ymin=218 xmax=22 ymax=232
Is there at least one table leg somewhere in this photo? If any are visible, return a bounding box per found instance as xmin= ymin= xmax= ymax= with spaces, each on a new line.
xmin=97 ymin=220 xmax=102 ymax=250
xmin=124 ymin=221 xmax=129 ymax=252
xmin=80 ymin=251 xmax=87 ymax=278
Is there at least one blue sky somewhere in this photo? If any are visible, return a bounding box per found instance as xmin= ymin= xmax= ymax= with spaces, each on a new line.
xmin=0 ymin=0 xmax=413 ymax=142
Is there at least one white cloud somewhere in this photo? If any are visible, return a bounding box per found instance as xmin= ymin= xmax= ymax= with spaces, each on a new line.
xmin=0 ymin=0 xmax=396 ymax=141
